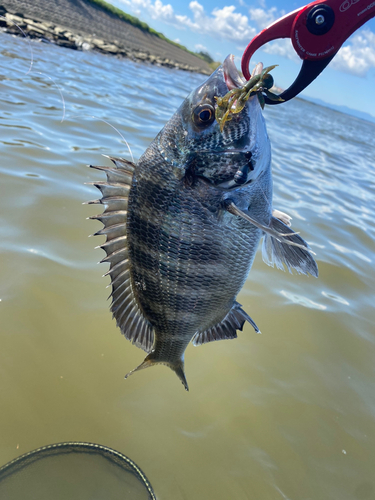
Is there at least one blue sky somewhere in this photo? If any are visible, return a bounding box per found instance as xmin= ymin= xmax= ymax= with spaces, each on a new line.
xmin=108 ymin=0 xmax=375 ymax=116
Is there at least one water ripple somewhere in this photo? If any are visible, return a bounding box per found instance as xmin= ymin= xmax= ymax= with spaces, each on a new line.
xmin=0 ymin=33 xmax=374 ymax=500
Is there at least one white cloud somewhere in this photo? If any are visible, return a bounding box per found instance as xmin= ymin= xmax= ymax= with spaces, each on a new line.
xmin=249 ymin=5 xmax=375 ymax=76
xmin=247 ymin=6 xmax=297 ymax=61
xmin=262 ymin=39 xmax=299 ymax=61
xmin=259 ymin=27 xmax=375 ymax=76
xmin=248 ymin=6 xmax=278 ymax=29
xmin=118 ymin=0 xmax=375 ymax=76
xmin=149 ymin=0 xmax=174 ymax=21
xmin=332 ymin=30 xmax=375 ymax=76
xmin=175 ymin=2 xmax=256 ymax=43
xmin=119 ymin=0 xmax=256 ymax=43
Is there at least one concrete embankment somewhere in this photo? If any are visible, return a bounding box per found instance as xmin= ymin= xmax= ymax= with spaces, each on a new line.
xmin=0 ymin=0 xmax=212 ymax=74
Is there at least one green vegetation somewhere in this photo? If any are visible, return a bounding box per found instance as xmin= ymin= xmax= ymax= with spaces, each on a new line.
xmin=86 ymin=0 xmax=220 ymax=68
xmin=87 ymin=0 xmax=197 ymax=54
xmin=87 ymin=0 xmax=185 ymax=47
xmin=197 ymin=51 xmax=221 ymax=71
xmin=197 ymin=51 xmax=214 ymax=64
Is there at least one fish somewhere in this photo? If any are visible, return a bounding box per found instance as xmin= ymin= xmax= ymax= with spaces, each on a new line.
xmin=88 ymin=55 xmax=318 ymax=391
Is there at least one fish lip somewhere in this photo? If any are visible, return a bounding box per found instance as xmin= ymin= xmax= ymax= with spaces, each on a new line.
xmin=222 ymin=55 xmax=246 ymax=90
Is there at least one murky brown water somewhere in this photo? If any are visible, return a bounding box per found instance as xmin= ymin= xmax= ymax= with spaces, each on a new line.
xmin=1 ymin=34 xmax=375 ymax=500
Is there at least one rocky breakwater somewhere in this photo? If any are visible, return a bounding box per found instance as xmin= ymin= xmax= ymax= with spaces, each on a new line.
xmin=0 ymin=4 xmax=211 ymax=74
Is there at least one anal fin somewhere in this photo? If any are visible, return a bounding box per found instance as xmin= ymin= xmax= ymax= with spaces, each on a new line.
xmin=192 ymin=302 xmax=259 ymax=346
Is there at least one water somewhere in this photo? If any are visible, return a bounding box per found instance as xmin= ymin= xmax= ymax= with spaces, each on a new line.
xmin=0 ymin=33 xmax=374 ymax=500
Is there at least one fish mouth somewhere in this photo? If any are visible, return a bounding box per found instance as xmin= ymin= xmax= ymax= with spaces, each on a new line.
xmin=222 ymin=54 xmax=264 ymax=90
xmin=217 ymin=57 xmax=267 ymax=189
xmin=222 ymin=55 xmax=246 ymax=90
xmin=183 ymin=56 xmax=267 ymax=191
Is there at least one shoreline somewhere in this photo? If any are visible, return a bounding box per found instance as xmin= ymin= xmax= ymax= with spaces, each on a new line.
xmin=0 ymin=1 xmax=212 ymax=74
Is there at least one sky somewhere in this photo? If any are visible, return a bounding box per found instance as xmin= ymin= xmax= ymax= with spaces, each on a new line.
xmin=108 ymin=0 xmax=375 ymax=117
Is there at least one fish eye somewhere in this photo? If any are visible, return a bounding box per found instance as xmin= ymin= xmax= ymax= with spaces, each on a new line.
xmin=192 ymin=103 xmax=215 ymax=127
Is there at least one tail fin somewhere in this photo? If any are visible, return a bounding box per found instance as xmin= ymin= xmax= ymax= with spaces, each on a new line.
xmin=125 ymin=352 xmax=189 ymax=391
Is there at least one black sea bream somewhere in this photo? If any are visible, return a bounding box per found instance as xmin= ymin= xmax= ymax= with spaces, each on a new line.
xmin=89 ymin=55 xmax=318 ymax=391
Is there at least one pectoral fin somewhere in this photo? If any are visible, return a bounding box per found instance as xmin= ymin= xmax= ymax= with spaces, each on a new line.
xmin=225 ymin=200 xmax=297 ymax=241
xmin=224 ymin=200 xmax=318 ymax=277
xmin=262 ymin=215 xmax=318 ymax=277
xmin=271 ymin=209 xmax=291 ymax=226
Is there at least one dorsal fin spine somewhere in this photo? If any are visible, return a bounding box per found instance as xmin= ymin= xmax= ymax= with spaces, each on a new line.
xmin=103 ymin=260 xmax=129 ymax=277
xmin=107 ymin=283 xmax=131 ymax=302
xmin=110 ymin=269 xmax=131 ymax=287
xmin=89 ymin=158 xmax=154 ymax=353
xmin=100 ymin=248 xmax=128 ymax=264
xmin=98 ymin=236 xmax=127 ymax=250
xmin=116 ymin=301 xmax=136 ymax=326
xmin=94 ymin=223 xmax=126 ymax=237
xmin=110 ymin=284 xmax=133 ymax=309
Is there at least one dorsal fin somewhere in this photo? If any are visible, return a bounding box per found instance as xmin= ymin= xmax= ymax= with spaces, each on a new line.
xmin=192 ymin=302 xmax=259 ymax=346
xmin=88 ymin=157 xmax=155 ymax=353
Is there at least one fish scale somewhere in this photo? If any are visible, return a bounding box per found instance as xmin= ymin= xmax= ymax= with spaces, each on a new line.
xmin=128 ymin=144 xmax=241 ymax=331
xmin=90 ymin=55 xmax=318 ymax=391
xmin=127 ymin=132 xmax=262 ymax=386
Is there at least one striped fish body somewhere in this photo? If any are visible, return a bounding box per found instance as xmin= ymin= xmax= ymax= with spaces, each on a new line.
xmin=90 ymin=55 xmax=318 ymax=390
xmin=127 ymin=139 xmax=269 ymax=374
